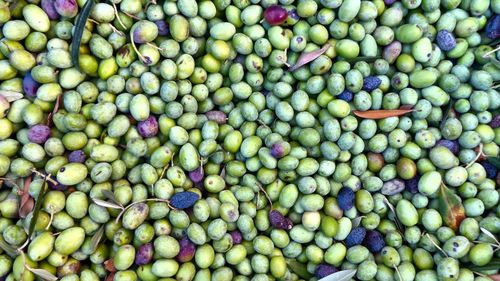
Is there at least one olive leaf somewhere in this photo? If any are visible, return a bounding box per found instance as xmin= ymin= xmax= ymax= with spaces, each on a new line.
xmin=0 ymin=238 xmax=18 ymax=257
xmin=344 ymin=56 xmax=382 ymax=63
xmin=318 ymin=269 xmax=357 ymax=281
xmin=92 ymin=198 xmax=124 ymax=210
xmin=286 ymin=259 xmax=312 ymax=279
xmin=480 ymin=227 xmax=500 ymax=247
xmin=89 ymin=225 xmax=105 ymax=253
xmin=438 ymin=183 xmax=465 ymax=231
xmin=352 ymin=216 xmax=364 ymax=228
xmin=28 ymin=175 xmax=49 ymax=239
xmin=353 ymin=108 xmax=415 ymax=119
xmin=71 ymin=0 xmax=95 ymax=68
xmin=289 ymin=43 xmax=331 ymax=71
xmin=19 ymin=177 xmax=34 ymax=218
xmin=382 ymin=196 xmax=404 ymax=233
xmin=466 ymin=258 xmax=500 ymax=271
xmin=101 ymin=190 xmax=122 ymax=206
xmin=0 ymin=90 xmax=23 ymax=102
xmin=486 ymin=157 xmax=500 ymax=169
xmin=26 ymin=267 xmax=58 ymax=281
xmin=440 ymin=100 xmax=455 ymax=130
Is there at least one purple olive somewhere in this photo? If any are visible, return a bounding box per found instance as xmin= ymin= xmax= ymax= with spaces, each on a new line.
xmin=27 ymin=124 xmax=51 ymax=144
xmin=205 ymin=111 xmax=227 ymax=124
xmin=176 ymin=237 xmax=196 ymax=263
xmin=230 ymin=231 xmax=242 ymax=244
xmin=269 ymin=210 xmax=293 ymax=230
xmin=383 ymin=41 xmax=402 ymax=64
xmin=41 ymin=0 xmax=60 ymax=20
xmin=189 ymin=166 xmax=204 ymax=183
xmin=23 ymin=73 xmax=40 ymax=98
xmin=54 ymin=0 xmax=78 ymax=18
xmin=68 ymin=150 xmax=86 ymax=163
xmin=137 ymin=116 xmax=159 ymax=138
xmin=155 ymin=20 xmax=169 ymax=36
xmin=135 ymin=243 xmax=154 ymax=265
xmin=490 ymin=115 xmax=500 ymax=128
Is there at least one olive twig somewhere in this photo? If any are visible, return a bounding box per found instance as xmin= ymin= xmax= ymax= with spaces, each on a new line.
xmin=111 ymin=2 xmax=127 ymax=30
xmin=257 ymin=183 xmax=273 ymax=209
xmin=465 ymin=143 xmax=483 ymax=169
xmin=425 ymin=233 xmax=448 ymax=257
xmin=482 ymin=45 xmax=500 ymax=58
xmin=393 ymin=265 xmax=403 ymax=281
xmin=129 ymin=28 xmax=152 ymax=64
xmin=30 ymin=169 xmax=58 ymax=186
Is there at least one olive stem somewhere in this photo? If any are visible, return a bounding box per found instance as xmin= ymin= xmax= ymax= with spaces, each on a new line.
xmin=393 ymin=265 xmax=403 ymax=281
xmin=482 ymin=45 xmax=500 ymax=58
xmin=111 ymin=2 xmax=127 ymax=30
xmin=129 ymin=28 xmax=151 ymax=64
xmin=257 ymin=184 xmax=273 ymax=209
xmin=30 ymin=169 xmax=58 ymax=186
xmin=425 ymin=233 xmax=448 ymax=257
xmin=16 ymin=237 xmax=30 ymax=252
xmin=465 ymin=143 xmax=483 ymax=169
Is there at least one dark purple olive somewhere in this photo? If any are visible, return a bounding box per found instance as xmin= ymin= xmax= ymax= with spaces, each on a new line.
xmin=155 ymin=20 xmax=169 ymax=36
xmin=230 ymin=230 xmax=243 ymax=244
xmin=135 ymin=243 xmax=154 ymax=265
xmin=137 ymin=116 xmax=159 ymax=138
xmin=23 ymin=73 xmax=40 ymax=98
xmin=27 ymin=124 xmax=51 ymax=144
xmin=269 ymin=210 xmax=293 ymax=230
xmin=68 ymin=150 xmax=86 ymax=163
xmin=490 ymin=115 xmax=500 ymax=128
xmin=435 ymin=139 xmax=459 ymax=155
xmin=315 ymin=264 xmax=338 ymax=279
xmin=41 ymin=0 xmax=60 ymax=20
xmin=486 ymin=15 xmax=500 ymax=39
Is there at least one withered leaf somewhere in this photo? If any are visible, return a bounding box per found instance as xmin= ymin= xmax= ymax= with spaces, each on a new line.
xmin=438 ymin=184 xmax=465 ymax=231
xmin=353 ymin=107 xmax=415 ymax=119
xmin=19 ymin=176 xmax=33 ymax=218
xmin=289 ymin=43 xmax=331 ymax=71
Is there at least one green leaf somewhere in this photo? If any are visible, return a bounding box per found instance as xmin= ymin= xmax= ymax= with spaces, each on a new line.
xmin=28 ymin=176 xmax=48 ymax=239
xmin=440 ymin=100 xmax=455 ymax=130
xmin=344 ymin=56 xmax=382 ymax=63
xmin=438 ymin=184 xmax=465 ymax=231
xmin=89 ymin=225 xmax=105 ymax=253
xmin=286 ymin=259 xmax=312 ymax=279
xmin=26 ymin=267 xmax=58 ymax=281
xmin=486 ymin=157 xmax=500 ymax=169
xmin=92 ymin=198 xmax=123 ymax=209
xmin=319 ymin=269 xmax=357 ymax=281
xmin=71 ymin=0 xmax=95 ymax=68
xmin=466 ymin=258 xmax=500 ymax=271
xmin=101 ymin=190 xmax=122 ymax=206
xmin=0 ymin=237 xmax=17 ymax=257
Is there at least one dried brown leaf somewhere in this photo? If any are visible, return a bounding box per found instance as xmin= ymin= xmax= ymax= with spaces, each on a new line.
xmin=353 ymin=108 xmax=415 ymax=119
